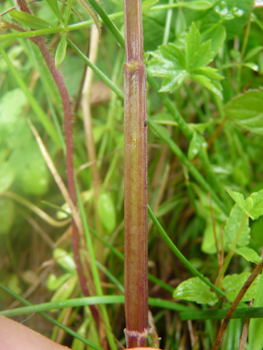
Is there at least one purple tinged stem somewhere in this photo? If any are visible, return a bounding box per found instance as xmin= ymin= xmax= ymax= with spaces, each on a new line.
xmin=16 ymin=0 xmax=99 ymax=328
xmin=123 ymin=0 xmax=148 ymax=347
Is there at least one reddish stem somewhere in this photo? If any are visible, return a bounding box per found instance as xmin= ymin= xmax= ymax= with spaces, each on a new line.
xmin=123 ymin=0 xmax=148 ymax=347
xmin=16 ymin=0 xmax=99 ymax=327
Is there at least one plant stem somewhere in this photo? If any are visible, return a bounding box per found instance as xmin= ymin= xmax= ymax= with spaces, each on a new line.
xmin=15 ymin=0 xmax=100 ymax=327
xmin=213 ymin=259 xmax=263 ymax=350
xmin=123 ymin=0 xmax=148 ymax=347
xmin=81 ymin=23 xmax=103 ymax=262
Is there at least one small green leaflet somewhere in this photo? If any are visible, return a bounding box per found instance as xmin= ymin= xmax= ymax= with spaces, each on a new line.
xmin=45 ymin=0 xmax=63 ymax=22
xmin=224 ymin=89 xmax=263 ymax=135
xmin=98 ymin=193 xmax=116 ymax=233
xmin=146 ymin=23 xmax=223 ymax=97
xmin=55 ymin=34 xmax=67 ymax=68
xmin=222 ymin=272 xmax=261 ymax=302
xmin=50 ymin=275 xmax=78 ymax=310
xmin=53 ymin=248 xmax=76 ymax=272
xmin=228 ymin=244 xmax=261 ymax=264
xmin=9 ymin=10 xmax=53 ymax=30
xmin=47 ymin=273 xmax=73 ymax=291
xmin=227 ymin=189 xmax=263 ymax=220
xmin=188 ymin=132 xmax=207 ymax=160
xmin=224 ymin=204 xmax=250 ymax=247
xmin=173 ymin=277 xmax=218 ymax=306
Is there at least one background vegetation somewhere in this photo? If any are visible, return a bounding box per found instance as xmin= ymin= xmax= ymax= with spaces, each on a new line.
xmin=1 ymin=0 xmax=263 ymax=349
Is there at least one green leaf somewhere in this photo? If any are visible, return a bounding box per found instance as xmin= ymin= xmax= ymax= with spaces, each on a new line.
xmin=45 ymin=0 xmax=63 ymax=22
xmin=64 ymin=0 xmax=72 ymax=25
xmin=147 ymin=23 xmax=222 ymax=94
xmin=46 ymin=273 xmax=73 ymax=291
xmin=0 ymin=198 xmax=15 ymax=235
xmin=246 ymin=191 xmax=263 ymax=220
xmin=0 ymin=89 xmax=30 ymax=148
xmin=201 ymin=220 xmax=224 ymax=254
xmin=173 ymin=277 xmax=218 ymax=306
xmin=199 ymin=0 xmax=254 ymax=40
xmin=142 ymin=0 xmax=158 ymax=12
xmin=0 ymin=89 xmax=27 ymax=121
xmin=98 ymin=193 xmax=116 ymax=233
xmin=182 ymin=1 xmax=212 ymax=10
xmin=50 ymin=275 xmax=77 ymax=310
xmin=224 ymin=89 xmax=263 ymax=135
xmin=71 ymin=318 xmax=91 ymax=350
xmin=0 ymin=162 xmax=15 ymax=193
xmin=242 ymin=62 xmax=258 ymax=72
xmin=188 ymin=132 xmax=207 ymax=160
xmin=55 ymin=34 xmax=67 ymax=68
xmin=227 ymin=189 xmax=263 ymax=221
xmin=228 ymin=244 xmax=262 ymax=264
xmin=56 ymin=202 xmax=71 ymax=219
xmin=222 ymin=272 xmax=261 ymax=302
xmin=9 ymin=142 xmax=50 ymax=195
xmin=185 ymin=23 xmax=214 ymax=71
xmin=201 ymin=25 xmax=226 ymax=54
xmin=191 ymin=74 xmax=222 ymax=97
xmin=193 ymin=67 xmax=224 ymax=81
xmin=53 ymin=248 xmax=76 ymax=272
xmin=227 ymin=190 xmax=251 ymax=217
xmin=244 ymin=46 xmax=263 ymax=62
xmin=224 ymin=204 xmax=250 ymax=247
xmin=9 ymin=10 xmax=53 ymax=30
xmin=248 ymin=271 xmax=263 ymax=350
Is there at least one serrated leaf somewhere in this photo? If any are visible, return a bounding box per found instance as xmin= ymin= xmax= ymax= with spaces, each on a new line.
xmin=222 ymin=272 xmax=261 ymax=302
xmin=186 ymin=23 xmax=214 ymax=71
xmin=98 ymin=193 xmax=116 ymax=233
xmin=224 ymin=204 xmax=250 ymax=247
xmin=55 ymin=34 xmax=67 ymax=68
xmin=182 ymin=1 xmax=212 ymax=10
xmin=146 ymin=23 xmax=222 ymax=94
xmin=224 ymin=89 xmax=263 ymax=135
xmin=188 ymin=132 xmax=207 ymax=160
xmin=191 ymin=74 xmax=223 ymax=97
xmin=9 ymin=10 xmax=53 ymax=30
xmin=228 ymin=244 xmax=261 ymax=264
xmin=227 ymin=189 xmax=263 ymax=221
xmin=173 ymin=277 xmax=218 ymax=306
xmin=193 ymin=67 xmax=224 ymax=81
xmin=45 ymin=0 xmax=63 ymax=22
xmin=246 ymin=191 xmax=263 ymax=220
xmin=53 ymin=248 xmax=76 ymax=272
xmin=0 ymin=162 xmax=15 ymax=193
xmin=227 ymin=189 xmax=250 ymax=216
